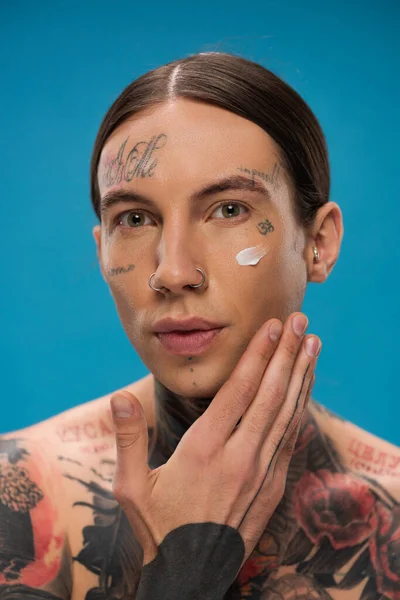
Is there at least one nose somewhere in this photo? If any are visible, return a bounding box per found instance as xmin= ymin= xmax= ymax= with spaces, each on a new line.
xmin=150 ymin=230 xmax=207 ymax=295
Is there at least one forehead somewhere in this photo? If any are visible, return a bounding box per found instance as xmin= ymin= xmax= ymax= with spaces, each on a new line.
xmin=99 ymin=99 xmax=281 ymax=188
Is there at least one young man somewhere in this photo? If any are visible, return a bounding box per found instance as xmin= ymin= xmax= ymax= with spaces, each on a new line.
xmin=0 ymin=53 xmax=398 ymax=600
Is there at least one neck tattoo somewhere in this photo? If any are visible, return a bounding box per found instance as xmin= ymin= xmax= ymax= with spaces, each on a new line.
xmin=148 ymin=379 xmax=214 ymax=469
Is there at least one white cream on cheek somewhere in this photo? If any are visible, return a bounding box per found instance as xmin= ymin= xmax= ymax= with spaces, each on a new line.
xmin=235 ymin=244 xmax=269 ymax=266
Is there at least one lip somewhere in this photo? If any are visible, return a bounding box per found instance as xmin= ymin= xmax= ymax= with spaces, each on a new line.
xmin=153 ymin=316 xmax=223 ymax=333
xmin=156 ymin=328 xmax=224 ymax=356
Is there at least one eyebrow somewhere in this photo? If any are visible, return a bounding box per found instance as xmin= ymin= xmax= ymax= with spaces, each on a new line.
xmin=99 ymin=174 xmax=271 ymax=215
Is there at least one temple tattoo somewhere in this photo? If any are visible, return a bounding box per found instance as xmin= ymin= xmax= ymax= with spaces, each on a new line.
xmin=102 ymin=133 xmax=167 ymax=188
xmin=238 ymin=163 xmax=281 ymax=190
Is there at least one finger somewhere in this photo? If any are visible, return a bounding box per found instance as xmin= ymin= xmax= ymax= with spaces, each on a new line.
xmin=237 ymin=375 xmax=315 ymax=537
xmin=237 ymin=418 xmax=303 ymax=539
xmin=229 ymin=314 xmax=311 ymax=451
xmin=110 ymin=390 xmax=150 ymax=501
xmin=197 ymin=318 xmax=284 ymax=448
xmin=257 ymin=336 xmax=318 ymax=467
xmin=267 ymin=371 xmax=316 ymax=473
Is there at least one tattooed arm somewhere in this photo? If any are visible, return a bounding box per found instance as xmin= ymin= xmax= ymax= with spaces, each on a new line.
xmin=0 ymin=435 xmax=73 ymax=599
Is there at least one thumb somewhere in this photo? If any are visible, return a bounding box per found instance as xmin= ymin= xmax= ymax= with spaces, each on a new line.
xmin=110 ymin=391 xmax=150 ymax=491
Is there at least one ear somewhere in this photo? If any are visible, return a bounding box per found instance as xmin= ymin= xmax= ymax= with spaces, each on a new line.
xmin=92 ymin=224 xmax=107 ymax=282
xmin=306 ymin=201 xmax=344 ymax=283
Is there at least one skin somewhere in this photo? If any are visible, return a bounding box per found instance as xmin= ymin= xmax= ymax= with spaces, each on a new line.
xmin=93 ymin=98 xmax=343 ymax=401
xmin=6 ymin=98 xmax=399 ymax=599
xmin=91 ymin=98 xmax=343 ymax=597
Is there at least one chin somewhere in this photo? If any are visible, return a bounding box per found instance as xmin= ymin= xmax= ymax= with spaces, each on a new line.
xmin=155 ymin=367 xmax=229 ymax=400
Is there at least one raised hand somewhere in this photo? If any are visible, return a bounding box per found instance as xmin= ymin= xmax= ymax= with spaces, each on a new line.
xmin=110 ymin=312 xmax=320 ymax=599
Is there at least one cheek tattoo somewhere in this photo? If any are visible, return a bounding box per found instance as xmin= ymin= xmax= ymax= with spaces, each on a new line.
xmin=102 ymin=133 xmax=167 ymax=188
xmin=106 ymin=264 xmax=136 ymax=276
xmin=257 ymin=218 xmax=275 ymax=236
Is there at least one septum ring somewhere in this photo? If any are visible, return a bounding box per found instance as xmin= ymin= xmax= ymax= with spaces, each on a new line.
xmin=148 ymin=267 xmax=206 ymax=292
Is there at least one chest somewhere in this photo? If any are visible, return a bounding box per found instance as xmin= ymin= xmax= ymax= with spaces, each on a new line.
xmin=66 ymin=474 xmax=387 ymax=600
xmin=64 ymin=424 xmax=398 ymax=600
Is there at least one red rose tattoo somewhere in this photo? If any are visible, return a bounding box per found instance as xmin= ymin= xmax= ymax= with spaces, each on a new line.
xmin=293 ymin=469 xmax=375 ymax=549
xmin=369 ymin=503 xmax=400 ymax=600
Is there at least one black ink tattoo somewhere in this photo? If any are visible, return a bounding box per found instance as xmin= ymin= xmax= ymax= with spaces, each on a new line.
xmin=107 ymin=264 xmax=135 ymax=276
xmin=256 ymin=218 xmax=275 ymax=236
xmin=0 ymin=440 xmax=43 ymax=580
xmin=0 ymin=438 xmax=72 ymax=597
xmin=102 ymin=134 xmax=167 ymax=188
xmin=238 ymin=163 xmax=281 ymax=190
xmin=63 ymin=380 xmax=399 ymax=599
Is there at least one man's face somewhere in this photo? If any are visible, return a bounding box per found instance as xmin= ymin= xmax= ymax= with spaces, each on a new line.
xmin=94 ymin=99 xmax=309 ymax=397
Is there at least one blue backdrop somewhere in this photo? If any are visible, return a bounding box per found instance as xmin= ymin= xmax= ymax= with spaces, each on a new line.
xmin=0 ymin=0 xmax=398 ymax=444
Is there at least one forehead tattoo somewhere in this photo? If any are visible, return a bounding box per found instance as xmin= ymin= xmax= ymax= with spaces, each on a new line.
xmin=101 ymin=133 xmax=167 ymax=189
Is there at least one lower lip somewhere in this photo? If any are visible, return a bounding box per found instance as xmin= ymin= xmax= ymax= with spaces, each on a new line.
xmin=156 ymin=328 xmax=224 ymax=355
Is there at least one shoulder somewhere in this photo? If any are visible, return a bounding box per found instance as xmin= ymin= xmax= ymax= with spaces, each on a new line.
xmin=309 ymin=400 xmax=400 ymax=497
xmin=0 ymin=375 xmax=153 ymax=598
xmin=266 ymin=401 xmax=400 ymax=600
xmin=0 ymin=430 xmax=73 ymax=597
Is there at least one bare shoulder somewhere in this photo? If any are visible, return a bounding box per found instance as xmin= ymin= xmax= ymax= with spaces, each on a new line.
xmin=0 ymin=430 xmax=73 ymax=597
xmin=310 ymin=400 xmax=400 ymax=496
xmin=248 ymin=401 xmax=400 ymax=600
xmin=0 ymin=375 xmax=154 ymax=598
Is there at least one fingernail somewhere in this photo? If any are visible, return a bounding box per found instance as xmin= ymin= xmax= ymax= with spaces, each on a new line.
xmin=305 ymin=336 xmax=321 ymax=357
xmin=111 ymin=394 xmax=134 ymax=418
xmin=269 ymin=321 xmax=283 ymax=342
xmin=293 ymin=315 xmax=308 ymax=337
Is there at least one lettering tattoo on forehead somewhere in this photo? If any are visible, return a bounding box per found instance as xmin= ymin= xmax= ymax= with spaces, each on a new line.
xmin=106 ymin=264 xmax=135 ymax=277
xmin=102 ymin=133 xmax=167 ymax=189
xmin=238 ymin=162 xmax=281 ymax=190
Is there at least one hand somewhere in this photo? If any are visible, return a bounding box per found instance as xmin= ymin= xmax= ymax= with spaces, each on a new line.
xmin=110 ymin=312 xmax=320 ymax=597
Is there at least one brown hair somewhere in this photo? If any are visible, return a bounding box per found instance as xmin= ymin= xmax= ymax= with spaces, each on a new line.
xmin=90 ymin=52 xmax=330 ymax=227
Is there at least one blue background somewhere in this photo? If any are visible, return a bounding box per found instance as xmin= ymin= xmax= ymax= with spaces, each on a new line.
xmin=0 ymin=0 xmax=398 ymax=444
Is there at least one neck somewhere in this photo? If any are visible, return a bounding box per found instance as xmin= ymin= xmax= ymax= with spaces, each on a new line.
xmin=147 ymin=378 xmax=329 ymax=473
xmin=148 ymin=378 xmax=215 ymax=468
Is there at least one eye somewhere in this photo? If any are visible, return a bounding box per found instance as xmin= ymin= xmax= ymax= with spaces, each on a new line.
xmin=212 ymin=202 xmax=248 ymax=219
xmin=116 ymin=211 xmax=153 ymax=228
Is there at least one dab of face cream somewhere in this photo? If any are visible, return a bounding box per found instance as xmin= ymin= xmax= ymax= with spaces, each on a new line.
xmin=235 ymin=244 xmax=269 ymax=266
